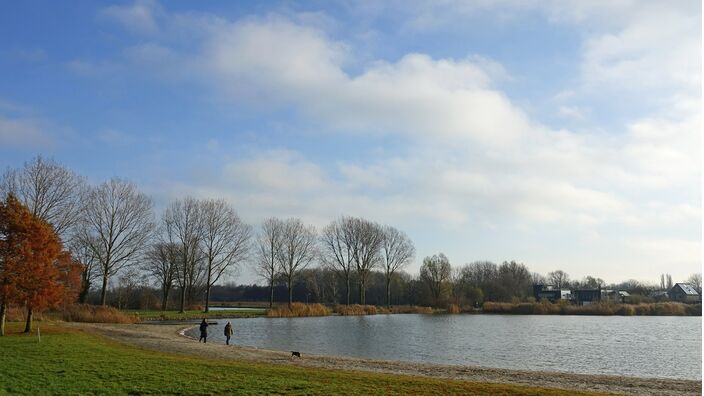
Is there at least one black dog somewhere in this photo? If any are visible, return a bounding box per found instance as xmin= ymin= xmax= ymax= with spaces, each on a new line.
xmin=291 ymin=351 xmax=301 ymax=359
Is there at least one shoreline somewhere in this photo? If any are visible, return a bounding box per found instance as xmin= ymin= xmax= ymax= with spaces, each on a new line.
xmin=72 ymin=322 xmax=702 ymax=396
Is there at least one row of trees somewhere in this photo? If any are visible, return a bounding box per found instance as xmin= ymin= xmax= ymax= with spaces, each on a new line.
xmin=0 ymin=157 xmax=417 ymax=313
xmin=1 ymin=156 xmax=701 ymax=318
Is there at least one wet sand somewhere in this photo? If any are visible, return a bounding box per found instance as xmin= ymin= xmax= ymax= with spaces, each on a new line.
xmin=71 ymin=322 xmax=702 ymax=396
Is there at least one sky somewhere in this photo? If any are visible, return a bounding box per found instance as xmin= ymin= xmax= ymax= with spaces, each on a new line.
xmin=0 ymin=0 xmax=701 ymax=285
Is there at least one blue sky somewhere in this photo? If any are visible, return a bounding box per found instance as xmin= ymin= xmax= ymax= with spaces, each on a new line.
xmin=0 ymin=0 xmax=701 ymax=285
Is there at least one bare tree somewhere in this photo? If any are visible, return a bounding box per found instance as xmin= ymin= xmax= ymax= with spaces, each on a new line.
xmin=380 ymin=225 xmax=415 ymax=307
xmin=350 ymin=218 xmax=383 ymax=305
xmin=547 ymin=270 xmax=570 ymax=289
xmin=255 ymin=218 xmax=284 ymax=308
xmin=420 ymin=253 xmax=452 ymax=307
xmin=200 ymin=199 xmax=252 ymax=312
xmin=687 ymin=273 xmax=702 ymax=294
xmin=666 ymin=274 xmax=673 ymax=290
xmin=79 ymin=179 xmax=154 ymax=305
xmin=145 ymin=242 xmax=179 ymax=311
xmin=319 ymin=217 xmax=356 ymax=305
xmin=0 ymin=156 xmax=86 ymax=239
xmin=163 ymin=197 xmax=203 ymax=313
xmin=276 ymin=218 xmax=316 ymax=308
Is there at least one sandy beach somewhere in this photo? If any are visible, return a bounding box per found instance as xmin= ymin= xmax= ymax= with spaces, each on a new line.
xmin=70 ymin=322 xmax=702 ymax=396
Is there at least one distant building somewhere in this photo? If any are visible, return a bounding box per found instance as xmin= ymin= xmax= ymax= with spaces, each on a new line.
xmin=533 ymin=285 xmax=561 ymax=302
xmin=604 ymin=290 xmax=630 ymax=303
xmin=649 ymin=290 xmax=669 ymax=301
xmin=669 ymin=283 xmax=700 ymax=303
xmin=572 ymin=288 xmax=601 ymax=305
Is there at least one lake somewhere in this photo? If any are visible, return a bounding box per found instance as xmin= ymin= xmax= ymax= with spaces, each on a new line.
xmin=187 ymin=314 xmax=702 ymax=380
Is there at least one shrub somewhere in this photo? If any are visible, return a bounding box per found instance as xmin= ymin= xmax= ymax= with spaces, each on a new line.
xmin=335 ymin=304 xmax=373 ymax=316
xmin=266 ymin=303 xmax=331 ymax=318
xmin=447 ymin=304 xmax=460 ymax=314
xmin=389 ymin=305 xmax=433 ymax=314
xmin=60 ymin=304 xmax=139 ymax=323
xmin=686 ymin=304 xmax=702 ymax=316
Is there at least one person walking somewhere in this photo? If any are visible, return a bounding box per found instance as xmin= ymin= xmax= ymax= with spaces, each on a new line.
xmin=224 ymin=322 xmax=234 ymax=345
xmin=199 ymin=318 xmax=208 ymax=343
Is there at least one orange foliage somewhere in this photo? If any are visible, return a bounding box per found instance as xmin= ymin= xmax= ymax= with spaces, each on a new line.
xmin=0 ymin=195 xmax=82 ymax=327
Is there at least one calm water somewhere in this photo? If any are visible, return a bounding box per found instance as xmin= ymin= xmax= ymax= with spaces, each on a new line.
xmin=188 ymin=314 xmax=702 ymax=380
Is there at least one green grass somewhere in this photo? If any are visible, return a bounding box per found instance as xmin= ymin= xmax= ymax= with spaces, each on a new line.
xmin=0 ymin=322 xmax=602 ymax=395
xmin=123 ymin=308 xmax=266 ymax=321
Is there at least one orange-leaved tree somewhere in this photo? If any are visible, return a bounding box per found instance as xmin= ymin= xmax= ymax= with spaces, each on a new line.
xmin=0 ymin=194 xmax=82 ymax=335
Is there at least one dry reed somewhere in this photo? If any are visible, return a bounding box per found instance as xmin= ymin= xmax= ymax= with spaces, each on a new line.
xmin=60 ymin=304 xmax=140 ymax=323
xmin=266 ymin=303 xmax=331 ymax=317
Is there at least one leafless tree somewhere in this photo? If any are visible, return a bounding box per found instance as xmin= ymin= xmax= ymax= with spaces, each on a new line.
xmin=0 ymin=155 xmax=86 ymax=240
xmin=531 ymin=272 xmax=546 ymax=286
xmin=68 ymin=237 xmax=100 ymax=303
xmin=255 ymin=218 xmax=284 ymax=308
xmin=163 ymin=197 xmax=203 ymax=313
xmin=200 ymin=199 xmax=252 ymax=312
xmin=547 ymin=270 xmax=570 ymax=289
xmin=276 ymin=218 xmax=316 ymax=308
xmin=319 ymin=217 xmax=356 ymax=305
xmin=666 ymin=274 xmax=673 ymax=290
xmin=145 ymin=242 xmax=179 ymax=311
xmin=380 ymin=225 xmax=415 ymax=307
xmin=420 ymin=253 xmax=451 ymax=307
xmin=349 ymin=218 xmax=383 ymax=305
xmin=79 ymin=178 xmax=154 ymax=305
xmin=687 ymin=273 xmax=702 ymax=294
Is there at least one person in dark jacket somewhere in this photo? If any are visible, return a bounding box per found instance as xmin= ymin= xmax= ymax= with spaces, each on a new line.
xmin=224 ymin=322 xmax=234 ymax=345
xmin=199 ymin=319 xmax=208 ymax=343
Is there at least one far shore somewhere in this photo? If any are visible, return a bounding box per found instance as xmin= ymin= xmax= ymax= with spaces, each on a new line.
xmin=72 ymin=322 xmax=702 ymax=396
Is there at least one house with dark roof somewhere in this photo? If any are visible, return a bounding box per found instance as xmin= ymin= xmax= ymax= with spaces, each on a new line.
xmin=572 ymin=288 xmax=602 ymax=305
xmin=669 ymin=283 xmax=701 ymax=303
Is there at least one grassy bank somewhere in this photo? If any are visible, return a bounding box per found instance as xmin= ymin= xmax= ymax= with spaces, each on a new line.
xmin=0 ymin=322 xmax=601 ymax=395
xmin=482 ymin=301 xmax=702 ymax=316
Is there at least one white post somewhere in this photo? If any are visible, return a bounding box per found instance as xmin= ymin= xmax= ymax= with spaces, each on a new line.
xmin=37 ymin=326 xmax=41 ymax=343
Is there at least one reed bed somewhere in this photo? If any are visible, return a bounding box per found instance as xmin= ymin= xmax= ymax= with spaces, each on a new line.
xmin=447 ymin=304 xmax=461 ymax=314
xmin=482 ymin=301 xmax=701 ymax=316
xmin=334 ymin=304 xmax=377 ymax=316
xmin=266 ymin=303 xmax=332 ymax=317
xmin=59 ymin=304 xmax=140 ymax=323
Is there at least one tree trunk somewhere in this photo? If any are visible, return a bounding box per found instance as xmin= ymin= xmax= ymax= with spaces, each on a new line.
xmin=386 ymin=275 xmax=392 ymax=308
xmin=161 ymin=286 xmax=170 ymax=311
xmin=100 ymin=274 xmax=108 ymax=306
xmin=204 ymin=286 xmax=211 ymax=313
xmin=0 ymin=303 xmax=6 ymax=336
xmin=359 ymin=275 xmax=366 ymax=305
xmin=345 ymin=274 xmax=350 ymax=305
xmin=269 ymin=279 xmax=274 ymax=308
xmin=288 ymin=275 xmax=293 ymax=308
xmin=179 ymin=287 xmax=186 ymax=313
xmin=79 ymin=278 xmax=90 ymax=303
xmin=23 ymin=308 xmax=33 ymax=333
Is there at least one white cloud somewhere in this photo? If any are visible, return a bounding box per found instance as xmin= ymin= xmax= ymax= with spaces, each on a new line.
xmin=0 ymin=115 xmax=53 ymax=148
xmin=101 ymin=0 xmax=162 ymax=35
xmin=95 ymin=2 xmax=700 ymax=280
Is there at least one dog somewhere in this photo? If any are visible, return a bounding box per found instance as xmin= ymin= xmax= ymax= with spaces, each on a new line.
xmin=291 ymin=351 xmax=301 ymax=359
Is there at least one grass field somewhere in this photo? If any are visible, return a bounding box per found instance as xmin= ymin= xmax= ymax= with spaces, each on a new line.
xmin=0 ymin=322 xmax=602 ymax=395
xmin=123 ymin=308 xmax=266 ymax=321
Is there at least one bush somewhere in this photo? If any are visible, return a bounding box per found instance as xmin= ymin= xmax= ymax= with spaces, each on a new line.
xmin=266 ymin=303 xmax=331 ymax=317
xmin=389 ymin=305 xmax=433 ymax=314
xmin=482 ymin=301 xmax=699 ymax=316
xmin=60 ymin=304 xmax=140 ymax=323
xmin=447 ymin=304 xmax=460 ymax=314
xmin=334 ymin=304 xmax=374 ymax=316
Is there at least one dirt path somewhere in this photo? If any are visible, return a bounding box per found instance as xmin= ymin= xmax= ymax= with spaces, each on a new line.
xmin=72 ymin=322 xmax=701 ymax=396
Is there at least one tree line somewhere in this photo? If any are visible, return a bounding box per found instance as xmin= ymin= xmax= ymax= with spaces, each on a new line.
xmin=1 ymin=156 xmax=701 ymax=322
